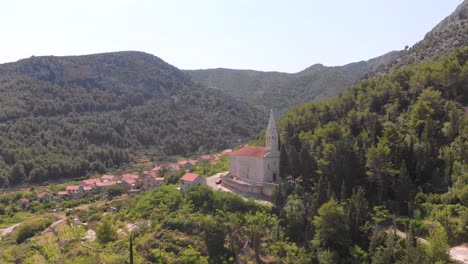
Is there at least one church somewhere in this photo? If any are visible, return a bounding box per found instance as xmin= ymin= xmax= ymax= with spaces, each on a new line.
xmin=221 ymin=109 xmax=280 ymax=197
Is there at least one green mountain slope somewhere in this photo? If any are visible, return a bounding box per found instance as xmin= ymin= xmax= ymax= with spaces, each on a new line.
xmin=279 ymin=46 xmax=467 ymax=203
xmin=0 ymin=51 xmax=263 ymax=186
xmin=186 ymin=52 xmax=400 ymax=115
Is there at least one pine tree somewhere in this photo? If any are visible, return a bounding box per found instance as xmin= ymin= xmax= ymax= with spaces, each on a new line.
xmin=129 ymin=233 xmax=134 ymax=264
xmin=395 ymin=161 xmax=412 ymax=214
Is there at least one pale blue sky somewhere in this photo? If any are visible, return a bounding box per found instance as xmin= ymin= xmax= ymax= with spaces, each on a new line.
xmin=0 ymin=0 xmax=463 ymax=72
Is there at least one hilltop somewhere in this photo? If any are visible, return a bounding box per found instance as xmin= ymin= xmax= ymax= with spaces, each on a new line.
xmin=0 ymin=51 xmax=263 ymax=186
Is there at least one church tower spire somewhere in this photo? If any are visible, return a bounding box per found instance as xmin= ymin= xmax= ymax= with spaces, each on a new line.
xmin=266 ymin=109 xmax=278 ymax=151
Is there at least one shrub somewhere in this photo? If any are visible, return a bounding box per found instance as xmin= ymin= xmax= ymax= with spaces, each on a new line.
xmin=16 ymin=217 xmax=53 ymax=243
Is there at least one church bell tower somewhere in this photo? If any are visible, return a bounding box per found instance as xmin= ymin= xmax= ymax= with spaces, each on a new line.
xmin=266 ymin=109 xmax=278 ymax=151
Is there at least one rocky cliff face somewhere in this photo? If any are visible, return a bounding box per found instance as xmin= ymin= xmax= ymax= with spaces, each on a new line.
xmin=387 ymin=0 xmax=468 ymax=71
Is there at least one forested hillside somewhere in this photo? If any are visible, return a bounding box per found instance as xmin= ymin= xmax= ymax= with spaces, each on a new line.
xmin=272 ymin=46 xmax=467 ymax=262
xmin=0 ymin=52 xmax=263 ymax=187
xmin=2 ymin=47 xmax=465 ymax=264
xmin=186 ymin=52 xmax=400 ymax=115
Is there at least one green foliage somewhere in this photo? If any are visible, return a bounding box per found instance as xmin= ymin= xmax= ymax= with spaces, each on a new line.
xmin=0 ymin=52 xmax=262 ymax=187
xmin=107 ymin=184 xmax=125 ymax=198
xmin=313 ymin=198 xmax=350 ymax=255
xmin=425 ymin=226 xmax=450 ymax=263
xmin=15 ymin=216 xmax=54 ymax=243
xmin=190 ymin=155 xmax=229 ymax=177
xmin=96 ymin=216 xmax=117 ymax=244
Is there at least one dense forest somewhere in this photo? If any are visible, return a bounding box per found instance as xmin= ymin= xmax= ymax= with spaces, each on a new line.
xmin=270 ymin=46 xmax=467 ymax=262
xmin=0 ymin=52 xmax=263 ymax=187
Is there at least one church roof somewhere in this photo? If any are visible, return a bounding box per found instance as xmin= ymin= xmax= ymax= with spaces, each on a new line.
xmin=231 ymin=146 xmax=269 ymax=158
xmin=181 ymin=173 xmax=200 ymax=182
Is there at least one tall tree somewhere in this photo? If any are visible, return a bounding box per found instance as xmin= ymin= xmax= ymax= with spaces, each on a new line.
xmin=312 ymin=198 xmax=350 ymax=256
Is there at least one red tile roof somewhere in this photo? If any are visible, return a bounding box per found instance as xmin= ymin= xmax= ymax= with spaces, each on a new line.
xmin=96 ymin=181 xmax=117 ymax=187
xmin=221 ymin=149 xmax=233 ymax=155
xmin=199 ymin=155 xmax=213 ymax=161
xmin=82 ymin=178 xmax=101 ymax=185
xmin=101 ymin=175 xmax=116 ymax=180
xmin=231 ymin=146 xmax=269 ymax=158
xmin=122 ymin=173 xmax=139 ymax=180
xmin=143 ymin=170 xmax=158 ymax=177
xmin=83 ymin=186 xmax=93 ymax=191
xmin=123 ymin=178 xmax=137 ymax=185
xmin=181 ymin=173 xmax=200 ymax=182
xmin=66 ymin=185 xmax=81 ymax=191
xmin=37 ymin=192 xmax=51 ymax=199
xmin=58 ymin=191 xmax=68 ymax=196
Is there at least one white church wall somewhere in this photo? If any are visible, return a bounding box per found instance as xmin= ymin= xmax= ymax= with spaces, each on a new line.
xmin=231 ymin=155 xmax=264 ymax=182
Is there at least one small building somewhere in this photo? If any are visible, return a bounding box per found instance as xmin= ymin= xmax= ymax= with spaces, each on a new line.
xmin=20 ymin=198 xmax=30 ymax=208
xmin=121 ymin=173 xmax=139 ymax=180
xmin=81 ymin=178 xmax=101 ymax=189
xmin=57 ymin=191 xmax=69 ymax=198
xmin=66 ymin=185 xmax=84 ymax=199
xmin=142 ymin=171 xmax=164 ymax=190
xmin=101 ymin=174 xmax=116 ymax=182
xmin=197 ymin=155 xmax=214 ymax=163
xmin=82 ymin=186 xmax=93 ymax=194
xmin=121 ymin=178 xmax=138 ymax=191
xmin=37 ymin=192 xmax=53 ymax=202
xmin=180 ymin=172 xmax=205 ymax=192
xmin=178 ymin=160 xmax=195 ymax=170
xmin=96 ymin=181 xmax=118 ymax=193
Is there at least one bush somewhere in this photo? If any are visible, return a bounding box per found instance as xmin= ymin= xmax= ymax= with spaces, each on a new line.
xmin=16 ymin=218 xmax=52 ymax=243
xmin=457 ymin=185 xmax=468 ymax=206
xmin=107 ymin=185 xmax=125 ymax=198
xmin=96 ymin=217 xmax=117 ymax=244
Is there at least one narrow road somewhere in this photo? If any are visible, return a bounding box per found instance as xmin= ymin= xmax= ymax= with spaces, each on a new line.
xmin=0 ymin=223 xmax=21 ymax=238
xmin=387 ymin=227 xmax=467 ymax=263
xmin=450 ymin=244 xmax=468 ymax=264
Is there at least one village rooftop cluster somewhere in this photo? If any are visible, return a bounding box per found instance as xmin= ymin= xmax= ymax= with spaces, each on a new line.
xmin=34 ymin=149 xmax=233 ymax=202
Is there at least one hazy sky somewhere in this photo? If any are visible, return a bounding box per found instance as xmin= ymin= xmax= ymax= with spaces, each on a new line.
xmin=0 ymin=0 xmax=463 ymax=72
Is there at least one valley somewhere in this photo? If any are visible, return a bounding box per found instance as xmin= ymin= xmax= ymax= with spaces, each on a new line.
xmin=0 ymin=1 xmax=467 ymax=263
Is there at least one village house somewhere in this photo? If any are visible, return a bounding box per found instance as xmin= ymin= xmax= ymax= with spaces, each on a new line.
xmin=142 ymin=171 xmax=164 ymax=190
xmin=96 ymin=181 xmax=118 ymax=193
xmin=57 ymin=191 xmax=69 ymax=198
xmin=178 ymin=160 xmax=197 ymax=170
xmin=180 ymin=172 xmax=205 ymax=192
xmin=81 ymin=178 xmax=101 ymax=190
xmin=197 ymin=155 xmax=214 ymax=163
xmin=37 ymin=191 xmax=53 ymax=202
xmin=121 ymin=178 xmax=138 ymax=191
xmin=82 ymin=186 xmax=93 ymax=194
xmin=66 ymin=185 xmax=84 ymax=199
xmin=101 ymin=174 xmax=116 ymax=182
xmin=20 ymin=198 xmax=30 ymax=208
xmin=121 ymin=174 xmax=141 ymax=189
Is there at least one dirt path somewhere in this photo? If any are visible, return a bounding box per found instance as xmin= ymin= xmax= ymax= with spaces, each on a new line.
xmin=387 ymin=227 xmax=467 ymax=263
xmin=450 ymin=244 xmax=468 ymax=264
xmin=0 ymin=223 xmax=21 ymax=238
